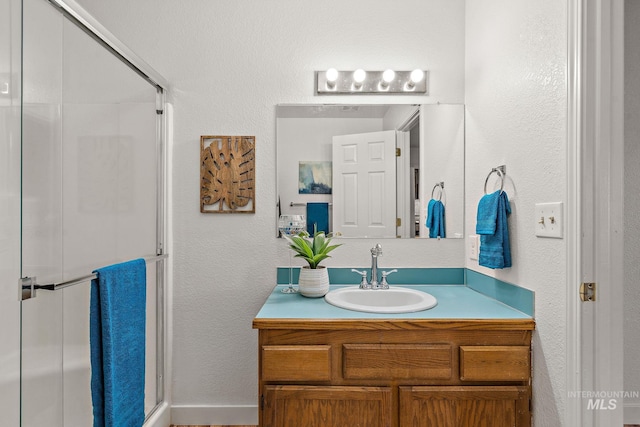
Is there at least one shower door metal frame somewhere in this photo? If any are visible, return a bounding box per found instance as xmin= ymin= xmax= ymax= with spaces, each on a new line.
xmin=21 ymin=0 xmax=170 ymax=421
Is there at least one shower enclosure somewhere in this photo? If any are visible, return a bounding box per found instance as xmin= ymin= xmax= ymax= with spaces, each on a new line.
xmin=1 ymin=0 xmax=169 ymax=425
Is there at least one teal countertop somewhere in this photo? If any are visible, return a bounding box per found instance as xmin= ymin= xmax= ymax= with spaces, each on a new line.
xmin=254 ymin=284 xmax=532 ymax=320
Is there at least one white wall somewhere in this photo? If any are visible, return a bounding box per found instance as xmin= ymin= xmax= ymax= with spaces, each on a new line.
xmin=465 ymin=1 xmax=567 ymax=425
xmin=624 ymin=0 xmax=640 ymax=421
xmin=73 ymin=0 xmax=466 ymax=423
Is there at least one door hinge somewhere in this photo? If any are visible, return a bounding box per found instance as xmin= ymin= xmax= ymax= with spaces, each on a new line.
xmin=396 ymin=148 xmax=401 ymax=157
xmin=396 ymin=218 xmax=401 ymax=227
xmin=580 ymin=282 xmax=596 ymax=302
xmin=260 ymin=394 xmax=265 ymax=410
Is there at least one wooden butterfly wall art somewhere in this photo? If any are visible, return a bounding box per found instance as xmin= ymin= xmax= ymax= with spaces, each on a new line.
xmin=200 ymin=135 xmax=255 ymax=213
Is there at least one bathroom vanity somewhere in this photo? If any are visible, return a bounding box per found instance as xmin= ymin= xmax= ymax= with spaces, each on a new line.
xmin=253 ymin=284 xmax=534 ymax=427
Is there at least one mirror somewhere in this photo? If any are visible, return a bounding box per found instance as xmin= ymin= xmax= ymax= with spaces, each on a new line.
xmin=276 ymin=104 xmax=464 ymax=239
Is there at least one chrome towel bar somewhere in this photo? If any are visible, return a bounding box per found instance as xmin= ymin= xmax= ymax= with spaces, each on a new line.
xmin=431 ymin=181 xmax=445 ymax=200
xmin=20 ymin=254 xmax=168 ymax=300
xmin=290 ymin=202 xmax=333 ymax=207
xmin=484 ymin=165 xmax=507 ymax=194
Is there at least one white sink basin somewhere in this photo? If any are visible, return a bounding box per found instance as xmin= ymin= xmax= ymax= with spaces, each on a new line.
xmin=324 ymin=286 xmax=438 ymax=314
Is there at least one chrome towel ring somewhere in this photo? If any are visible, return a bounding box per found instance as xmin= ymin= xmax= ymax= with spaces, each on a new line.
xmin=431 ymin=182 xmax=445 ymax=201
xmin=484 ymin=165 xmax=506 ymax=194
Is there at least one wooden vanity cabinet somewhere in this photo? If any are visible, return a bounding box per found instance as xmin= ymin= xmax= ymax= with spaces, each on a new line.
xmin=253 ymin=319 xmax=534 ymax=427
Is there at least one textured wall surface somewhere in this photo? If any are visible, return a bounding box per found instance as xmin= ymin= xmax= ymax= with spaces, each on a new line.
xmin=74 ymin=0 xmax=466 ymax=422
xmin=464 ymin=0 xmax=567 ymax=425
xmin=625 ymin=0 xmax=640 ymax=419
xmin=72 ymin=0 xmax=571 ymax=424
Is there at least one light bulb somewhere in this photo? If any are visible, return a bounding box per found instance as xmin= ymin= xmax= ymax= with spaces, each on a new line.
xmin=378 ymin=69 xmax=395 ymax=90
xmin=410 ymin=69 xmax=425 ymax=83
xmin=325 ymin=68 xmax=339 ymax=90
xmin=382 ymin=69 xmax=395 ymax=83
xmin=353 ymin=69 xmax=366 ymax=83
xmin=352 ymin=69 xmax=366 ymax=90
xmin=325 ymin=68 xmax=339 ymax=82
xmin=405 ymin=69 xmax=425 ymax=90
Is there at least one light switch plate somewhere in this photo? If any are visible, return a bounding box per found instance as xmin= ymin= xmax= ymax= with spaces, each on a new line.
xmin=535 ymin=202 xmax=563 ymax=238
xmin=469 ymin=234 xmax=479 ymax=260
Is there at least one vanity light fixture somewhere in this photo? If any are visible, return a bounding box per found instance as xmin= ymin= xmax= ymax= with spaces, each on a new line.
xmin=316 ymin=69 xmax=428 ymax=94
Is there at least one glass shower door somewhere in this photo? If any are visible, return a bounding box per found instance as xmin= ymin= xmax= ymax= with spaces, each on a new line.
xmin=21 ymin=0 xmax=65 ymax=423
xmin=0 ymin=0 xmax=22 ymax=425
xmin=20 ymin=0 xmax=164 ymax=425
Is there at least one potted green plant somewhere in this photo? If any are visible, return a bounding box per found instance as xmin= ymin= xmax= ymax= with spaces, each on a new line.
xmin=283 ymin=227 xmax=341 ymax=297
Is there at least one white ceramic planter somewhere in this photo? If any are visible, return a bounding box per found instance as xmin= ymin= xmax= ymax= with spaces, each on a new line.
xmin=298 ymin=266 xmax=330 ymax=298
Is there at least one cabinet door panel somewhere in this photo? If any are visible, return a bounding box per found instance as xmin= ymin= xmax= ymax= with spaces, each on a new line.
xmin=399 ymin=386 xmax=530 ymax=427
xmin=263 ymin=385 xmax=392 ymax=427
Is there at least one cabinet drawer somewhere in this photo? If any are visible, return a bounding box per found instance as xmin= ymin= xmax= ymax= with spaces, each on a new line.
xmin=460 ymin=346 xmax=530 ymax=381
xmin=343 ymin=344 xmax=452 ymax=380
xmin=262 ymin=345 xmax=331 ymax=381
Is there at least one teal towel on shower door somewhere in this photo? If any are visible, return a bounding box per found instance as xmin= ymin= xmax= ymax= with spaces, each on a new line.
xmin=90 ymin=258 xmax=146 ymax=427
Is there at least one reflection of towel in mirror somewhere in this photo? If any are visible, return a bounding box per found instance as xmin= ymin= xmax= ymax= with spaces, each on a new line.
xmin=476 ymin=190 xmax=511 ymax=269
xmin=306 ymin=202 xmax=329 ymax=235
xmin=426 ymin=199 xmax=446 ymax=238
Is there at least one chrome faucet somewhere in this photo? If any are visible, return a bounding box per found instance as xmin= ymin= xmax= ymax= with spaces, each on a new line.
xmin=370 ymin=244 xmax=383 ymax=289
xmin=351 ymin=243 xmax=397 ymax=289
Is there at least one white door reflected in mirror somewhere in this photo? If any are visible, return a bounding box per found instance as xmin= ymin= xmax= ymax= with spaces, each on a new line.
xmin=332 ymin=130 xmax=397 ymax=238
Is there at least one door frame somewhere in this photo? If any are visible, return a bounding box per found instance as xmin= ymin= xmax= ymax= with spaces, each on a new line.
xmin=396 ymin=130 xmax=410 ymax=238
xmin=396 ymin=105 xmax=420 ymax=239
xmin=566 ymin=0 xmax=625 ymax=425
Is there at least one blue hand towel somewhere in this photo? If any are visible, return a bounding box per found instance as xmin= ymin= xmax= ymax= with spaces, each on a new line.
xmin=426 ymin=199 xmax=446 ymax=238
xmin=435 ymin=200 xmax=446 ymax=238
xmin=425 ymin=199 xmax=436 ymax=231
xmin=306 ymin=202 xmax=329 ymax=234
xmin=90 ymin=259 xmax=146 ymax=427
xmin=475 ymin=190 xmax=501 ymax=235
xmin=476 ymin=191 xmax=512 ymax=269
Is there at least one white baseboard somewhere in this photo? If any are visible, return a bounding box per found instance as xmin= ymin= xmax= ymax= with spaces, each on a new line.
xmin=624 ymin=403 xmax=640 ymax=424
xmin=170 ymin=405 xmax=258 ymax=425
xmin=144 ymin=402 xmax=171 ymax=427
